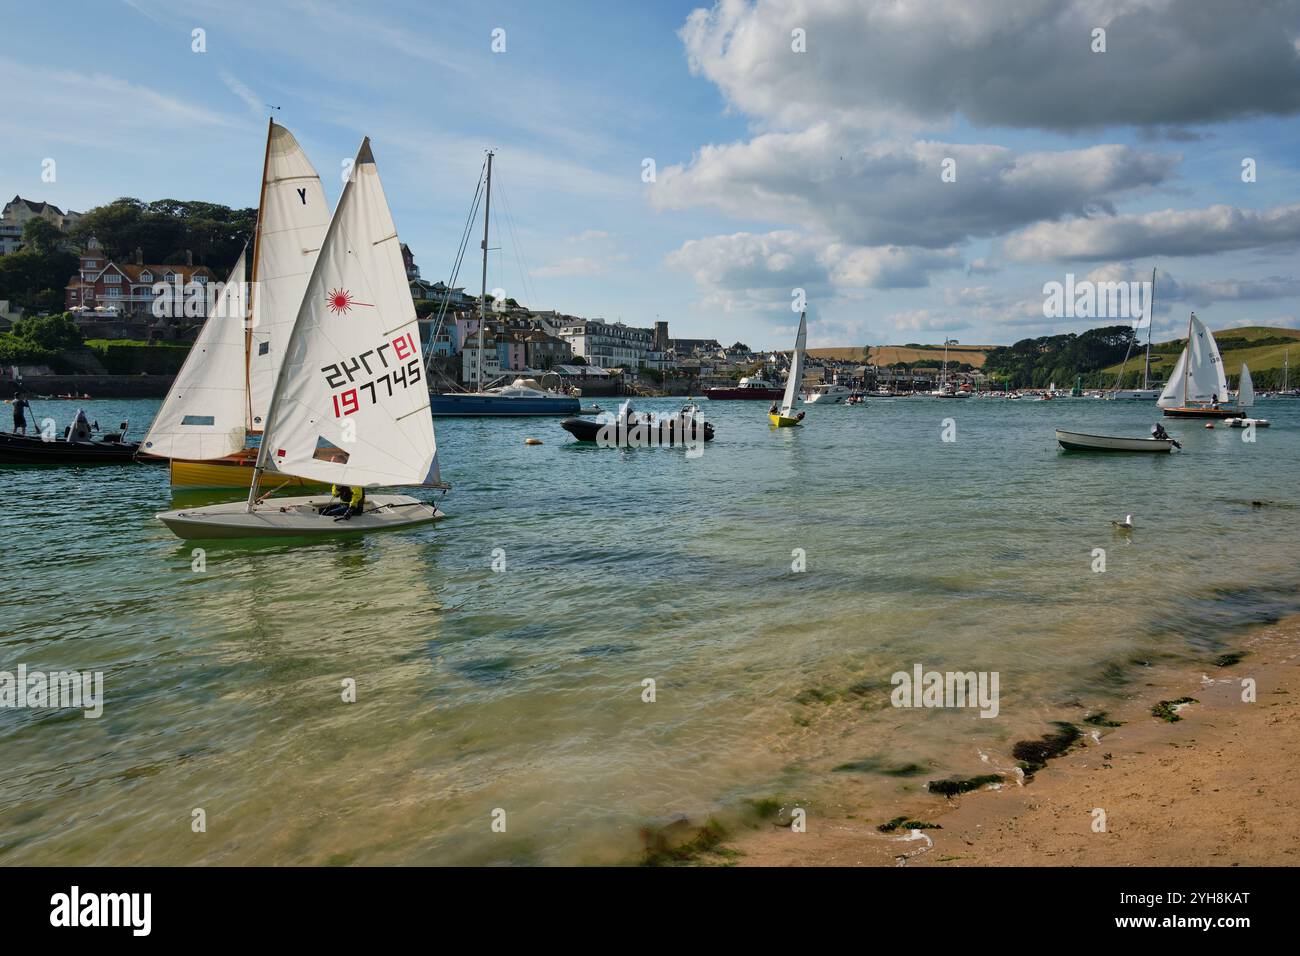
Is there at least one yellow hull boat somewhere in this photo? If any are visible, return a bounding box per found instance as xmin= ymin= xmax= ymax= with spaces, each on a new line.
xmin=169 ymin=453 xmax=324 ymax=490
xmin=768 ymin=412 xmax=802 ymax=427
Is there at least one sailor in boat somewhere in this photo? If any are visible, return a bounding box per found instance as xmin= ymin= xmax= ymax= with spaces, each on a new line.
xmin=66 ymin=408 xmax=94 ymax=442
xmin=321 ymin=484 xmax=365 ymax=519
xmin=1151 ymin=423 xmax=1181 ymax=449
xmin=10 ymin=392 xmax=30 ymax=435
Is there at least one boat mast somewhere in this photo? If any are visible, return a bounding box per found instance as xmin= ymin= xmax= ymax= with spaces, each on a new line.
xmin=1182 ymin=311 xmax=1194 ymax=407
xmin=476 ymin=151 xmax=494 ymax=391
xmin=1143 ymin=266 xmax=1156 ymax=390
xmin=245 ymin=117 xmax=274 ymax=433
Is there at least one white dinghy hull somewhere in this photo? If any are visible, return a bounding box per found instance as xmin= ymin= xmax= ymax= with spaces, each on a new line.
xmin=1055 ymin=429 xmax=1176 ymax=453
xmin=157 ymin=494 xmax=444 ymax=540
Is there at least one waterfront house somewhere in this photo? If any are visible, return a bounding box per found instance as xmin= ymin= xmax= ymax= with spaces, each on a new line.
xmin=557 ymin=318 xmax=653 ymax=369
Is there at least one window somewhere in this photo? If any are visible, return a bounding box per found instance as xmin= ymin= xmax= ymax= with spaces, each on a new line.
xmin=258 ymin=342 xmax=269 ymax=355
xmin=195 ymin=276 xmax=207 ymax=284
xmin=140 ymin=271 xmax=152 ymax=282
xmin=181 ymin=415 xmax=215 ymax=426
xmin=105 ymin=288 xmax=121 ymax=297
xmin=104 ymin=273 xmax=121 ymax=284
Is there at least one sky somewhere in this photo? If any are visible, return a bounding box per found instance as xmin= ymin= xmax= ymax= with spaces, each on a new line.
xmin=2 ymin=0 xmax=1299 ymax=350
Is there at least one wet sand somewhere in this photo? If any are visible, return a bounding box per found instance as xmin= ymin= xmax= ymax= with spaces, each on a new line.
xmin=725 ymin=615 xmax=1300 ymax=866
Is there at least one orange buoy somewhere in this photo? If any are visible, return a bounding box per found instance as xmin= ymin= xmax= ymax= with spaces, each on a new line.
xmin=1205 ymin=422 xmax=1214 ymax=429
xmin=524 ymin=437 xmax=543 ymax=445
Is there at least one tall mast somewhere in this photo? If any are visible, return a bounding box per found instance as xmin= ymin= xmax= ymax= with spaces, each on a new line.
xmin=476 ymin=151 xmax=494 ymax=391
xmin=1183 ymin=311 xmax=1194 ymax=408
xmin=1143 ymin=266 xmax=1155 ymax=390
xmin=245 ymin=117 xmax=274 ymax=433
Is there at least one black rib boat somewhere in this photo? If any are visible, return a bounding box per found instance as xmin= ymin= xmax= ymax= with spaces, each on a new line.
xmin=560 ymin=403 xmax=715 ymax=446
xmin=0 ymin=430 xmax=146 ymax=465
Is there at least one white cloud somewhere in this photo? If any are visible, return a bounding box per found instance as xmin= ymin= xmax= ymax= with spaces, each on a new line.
xmin=654 ymin=130 xmax=1174 ymax=249
xmin=681 ymin=0 xmax=1300 ymax=132
xmin=1004 ymin=203 xmax=1300 ymax=261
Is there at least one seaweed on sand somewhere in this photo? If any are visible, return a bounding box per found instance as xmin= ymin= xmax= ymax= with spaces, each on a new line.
xmin=1152 ymin=697 xmax=1197 ymax=722
xmin=1012 ymin=722 xmax=1082 ymax=777
xmin=1083 ymin=712 xmax=1122 ymax=728
xmin=877 ymin=816 xmax=942 ymax=832
xmin=926 ymin=774 xmax=1003 ymax=797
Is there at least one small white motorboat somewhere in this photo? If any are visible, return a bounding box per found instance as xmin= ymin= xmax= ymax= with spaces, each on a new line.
xmin=1055 ymin=429 xmax=1177 ymax=453
xmin=158 ymin=494 xmax=445 ymax=539
xmin=1224 ymin=417 xmax=1270 ymax=428
xmin=804 ymin=383 xmax=851 ymax=404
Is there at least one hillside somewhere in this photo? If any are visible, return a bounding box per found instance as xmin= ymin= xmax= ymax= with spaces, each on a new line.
xmin=1099 ymin=325 xmax=1300 ymax=387
xmin=805 ymin=344 xmax=993 ymax=368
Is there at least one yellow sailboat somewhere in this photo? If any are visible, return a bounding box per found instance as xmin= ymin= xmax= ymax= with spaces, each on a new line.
xmin=141 ymin=120 xmax=331 ymax=489
xmin=769 ymin=311 xmax=807 ymax=428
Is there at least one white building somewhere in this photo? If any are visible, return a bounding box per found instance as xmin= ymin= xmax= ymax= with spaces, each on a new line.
xmin=460 ymin=339 xmax=502 ymax=386
xmin=557 ymin=319 xmax=653 ymax=369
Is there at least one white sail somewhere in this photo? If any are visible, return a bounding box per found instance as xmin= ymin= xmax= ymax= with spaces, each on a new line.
xmin=1238 ymin=362 xmax=1255 ymax=409
xmin=258 ymin=138 xmax=440 ymax=488
xmin=1157 ymin=313 xmax=1228 ymax=407
xmin=781 ymin=312 xmax=807 ymax=415
xmin=140 ymin=251 xmax=249 ymax=460
xmin=247 ymin=122 xmax=330 ymax=432
xmin=1157 ymin=349 xmax=1188 ymax=407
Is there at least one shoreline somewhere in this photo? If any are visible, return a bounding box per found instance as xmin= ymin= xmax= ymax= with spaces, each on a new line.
xmin=717 ymin=614 xmax=1300 ymax=867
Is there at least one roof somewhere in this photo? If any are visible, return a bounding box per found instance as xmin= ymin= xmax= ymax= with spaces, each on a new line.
xmin=6 ymin=195 xmax=79 ymax=218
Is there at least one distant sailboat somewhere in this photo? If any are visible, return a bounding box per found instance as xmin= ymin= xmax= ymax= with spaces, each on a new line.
xmin=769 ymin=312 xmax=807 ymax=427
xmin=1107 ymin=266 xmax=1161 ymax=400
xmin=1157 ymin=312 xmax=1235 ymax=418
xmin=141 ymin=119 xmax=331 ymax=487
xmin=157 ymin=138 xmax=447 ymax=539
xmin=1226 ymin=362 xmax=1270 ymax=428
xmin=427 ymin=151 xmax=579 ymax=417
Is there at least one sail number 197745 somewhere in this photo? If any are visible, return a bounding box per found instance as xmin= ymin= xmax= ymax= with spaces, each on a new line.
xmin=322 ymin=332 xmax=422 ymax=417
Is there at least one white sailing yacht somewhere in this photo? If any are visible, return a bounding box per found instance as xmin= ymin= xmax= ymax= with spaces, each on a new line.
xmin=1226 ymin=363 xmax=1270 ymax=428
xmin=1157 ymin=312 xmax=1234 ymax=419
xmin=769 ymin=312 xmax=806 ymax=426
xmin=140 ymin=120 xmax=331 ymax=487
xmin=157 ymin=138 xmax=447 ymax=538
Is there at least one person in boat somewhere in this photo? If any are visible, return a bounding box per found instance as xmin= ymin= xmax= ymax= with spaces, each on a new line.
xmin=322 ymin=483 xmax=365 ymax=518
xmin=769 ymin=401 xmax=779 ymax=415
xmin=67 ymin=408 xmax=93 ymax=442
xmin=1151 ymin=423 xmax=1181 ymax=449
xmin=11 ymin=392 xmax=30 ymax=435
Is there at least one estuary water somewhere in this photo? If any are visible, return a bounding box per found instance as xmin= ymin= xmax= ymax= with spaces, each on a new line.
xmin=2 ymin=394 xmax=1298 ymax=864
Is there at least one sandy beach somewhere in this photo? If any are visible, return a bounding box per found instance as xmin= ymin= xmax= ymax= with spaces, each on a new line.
xmin=725 ymin=615 xmax=1300 ymax=867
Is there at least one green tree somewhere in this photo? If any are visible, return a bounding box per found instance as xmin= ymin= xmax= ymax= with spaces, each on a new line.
xmin=0 ymin=248 xmax=79 ymax=312
xmin=21 ymin=217 xmax=65 ymax=256
xmin=13 ymin=313 xmax=83 ymax=350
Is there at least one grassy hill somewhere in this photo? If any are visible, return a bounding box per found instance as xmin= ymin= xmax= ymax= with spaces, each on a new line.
xmin=1099 ymin=325 xmax=1300 ymax=388
xmin=805 ymin=344 xmax=993 ymax=368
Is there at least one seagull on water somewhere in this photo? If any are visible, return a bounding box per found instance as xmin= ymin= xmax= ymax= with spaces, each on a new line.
xmin=1112 ymin=514 xmax=1134 ymax=530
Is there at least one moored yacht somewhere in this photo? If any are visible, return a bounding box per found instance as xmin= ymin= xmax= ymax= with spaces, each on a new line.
xmin=804 ymin=383 xmax=851 ymax=404
xmin=429 ymin=376 xmax=579 ymax=416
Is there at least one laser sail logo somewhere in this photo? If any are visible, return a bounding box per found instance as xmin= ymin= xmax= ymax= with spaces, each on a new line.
xmin=0 ymin=665 xmax=103 ymax=718
xmin=50 ymin=886 xmax=151 ymax=936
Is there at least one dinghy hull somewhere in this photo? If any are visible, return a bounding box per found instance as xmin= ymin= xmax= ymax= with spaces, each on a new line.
xmin=1055 ymin=429 xmax=1176 ymax=453
xmin=168 ymin=453 xmax=323 ymax=489
xmin=768 ymin=413 xmax=802 ymax=427
xmin=157 ymin=493 xmax=444 ymax=539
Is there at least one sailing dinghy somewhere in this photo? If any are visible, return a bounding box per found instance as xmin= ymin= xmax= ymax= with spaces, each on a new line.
xmin=1225 ymin=362 xmax=1270 ymax=428
xmin=140 ymin=120 xmax=332 ymax=488
xmin=157 ymin=138 xmax=447 ymax=539
xmin=1157 ymin=313 xmax=1236 ymax=418
xmin=769 ymin=312 xmax=807 ymax=427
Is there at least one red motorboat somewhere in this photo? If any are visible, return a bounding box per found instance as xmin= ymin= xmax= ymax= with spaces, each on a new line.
xmin=704 ymin=375 xmax=784 ymax=400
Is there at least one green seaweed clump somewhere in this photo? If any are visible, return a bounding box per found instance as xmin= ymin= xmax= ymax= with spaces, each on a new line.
xmin=1083 ymin=712 xmax=1122 ymax=728
xmin=1214 ymin=652 xmax=1246 ymax=668
xmin=640 ymin=817 xmax=733 ymax=866
xmin=1152 ymin=697 xmax=1197 ymax=722
xmin=877 ymin=816 xmax=942 ymax=832
xmin=926 ymin=774 xmax=1002 ymax=797
xmin=1012 ymin=722 xmax=1082 ymax=777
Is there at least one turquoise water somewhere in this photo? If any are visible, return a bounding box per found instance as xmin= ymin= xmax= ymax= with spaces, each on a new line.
xmin=2 ymin=395 xmax=1297 ymax=864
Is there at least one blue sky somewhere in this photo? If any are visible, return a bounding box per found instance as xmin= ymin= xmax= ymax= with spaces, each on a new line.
xmin=3 ymin=0 xmax=1299 ymax=349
